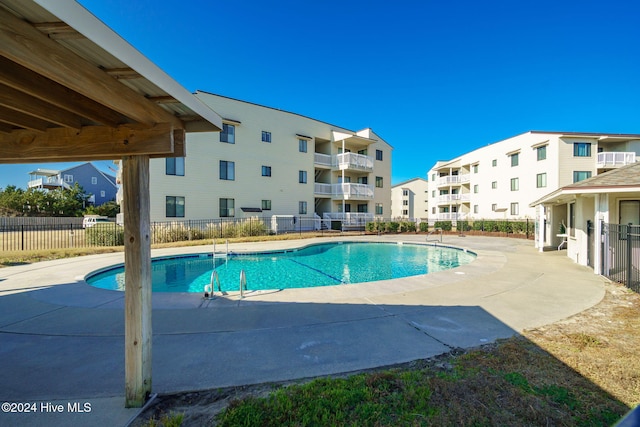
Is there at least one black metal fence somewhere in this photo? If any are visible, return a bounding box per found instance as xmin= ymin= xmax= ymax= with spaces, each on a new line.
xmin=602 ymin=223 xmax=640 ymax=293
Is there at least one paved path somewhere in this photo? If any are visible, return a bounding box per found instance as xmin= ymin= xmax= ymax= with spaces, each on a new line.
xmin=0 ymin=235 xmax=607 ymax=426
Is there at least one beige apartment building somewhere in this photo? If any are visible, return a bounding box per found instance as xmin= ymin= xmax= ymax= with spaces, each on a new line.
xmin=426 ymin=131 xmax=640 ymax=234
xmin=391 ymin=178 xmax=429 ymax=220
xmin=146 ymin=91 xmax=392 ymax=227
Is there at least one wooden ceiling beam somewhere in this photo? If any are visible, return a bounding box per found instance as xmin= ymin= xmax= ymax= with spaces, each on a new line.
xmin=104 ymin=67 xmax=142 ymax=80
xmin=0 ymin=83 xmax=83 ymax=129
xmin=0 ymin=122 xmax=15 ymax=133
xmin=0 ymin=56 xmax=125 ymax=128
xmin=147 ymin=95 xmax=180 ymax=104
xmin=0 ymin=7 xmax=182 ymax=129
xmin=0 ymin=123 xmax=176 ymax=163
xmin=0 ymin=105 xmax=49 ymax=132
xmin=33 ymin=22 xmax=84 ymax=40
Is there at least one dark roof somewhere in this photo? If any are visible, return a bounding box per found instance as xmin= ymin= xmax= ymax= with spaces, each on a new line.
xmin=565 ymin=162 xmax=640 ymax=189
xmin=240 ymin=207 xmax=262 ymax=213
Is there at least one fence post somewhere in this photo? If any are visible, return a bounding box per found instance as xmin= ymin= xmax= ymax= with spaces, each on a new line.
xmin=627 ymin=223 xmax=633 ymax=287
xmin=21 ymin=224 xmax=24 ymax=251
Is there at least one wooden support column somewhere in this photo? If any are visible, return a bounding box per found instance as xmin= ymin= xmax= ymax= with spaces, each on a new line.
xmin=123 ymin=155 xmax=152 ymax=408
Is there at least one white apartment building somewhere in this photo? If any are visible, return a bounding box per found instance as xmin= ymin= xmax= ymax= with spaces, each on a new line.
xmin=427 ymin=131 xmax=640 ymax=225
xmin=147 ymin=91 xmax=392 ymax=226
xmin=391 ymin=178 xmax=429 ymax=220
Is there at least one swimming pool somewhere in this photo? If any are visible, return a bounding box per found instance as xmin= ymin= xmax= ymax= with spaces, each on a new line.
xmin=86 ymin=241 xmax=476 ymax=293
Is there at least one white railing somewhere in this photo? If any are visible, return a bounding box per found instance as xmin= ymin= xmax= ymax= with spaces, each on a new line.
xmin=434 ymin=213 xmax=468 ymax=221
xmin=323 ymin=212 xmax=374 ymax=226
xmin=27 ymin=177 xmax=67 ymax=188
xmin=314 ymin=183 xmax=374 ymax=199
xmin=438 ymin=194 xmax=470 ymax=203
xmin=597 ymin=152 xmax=636 ymax=168
xmin=336 ymin=152 xmax=374 ymax=171
xmin=437 ymin=174 xmax=470 ymax=186
xmin=314 ymin=153 xmax=333 ymax=167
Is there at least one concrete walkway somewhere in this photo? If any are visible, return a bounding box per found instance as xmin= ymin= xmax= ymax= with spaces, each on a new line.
xmin=0 ymin=235 xmax=607 ymax=426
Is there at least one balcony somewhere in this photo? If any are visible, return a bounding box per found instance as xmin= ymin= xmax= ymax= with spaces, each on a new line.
xmin=437 ymin=174 xmax=470 ymax=187
xmin=434 ymin=212 xmax=468 ymax=221
xmin=314 ymin=183 xmax=374 ymax=199
xmin=314 ymin=153 xmax=333 ymax=168
xmin=27 ymin=177 xmax=69 ymax=190
xmin=437 ymin=193 xmax=470 ymax=204
xmin=336 ymin=152 xmax=374 ymax=171
xmin=597 ymin=152 xmax=636 ymax=168
xmin=323 ymin=212 xmax=374 ymax=227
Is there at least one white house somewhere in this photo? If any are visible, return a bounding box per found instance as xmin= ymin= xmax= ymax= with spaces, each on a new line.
xmin=146 ymin=92 xmax=392 ymax=228
xmin=427 ymin=131 xmax=640 ymax=227
xmin=391 ymin=177 xmax=429 ymax=220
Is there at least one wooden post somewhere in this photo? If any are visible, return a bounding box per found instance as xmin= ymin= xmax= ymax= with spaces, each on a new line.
xmin=122 ymin=155 xmax=152 ymax=407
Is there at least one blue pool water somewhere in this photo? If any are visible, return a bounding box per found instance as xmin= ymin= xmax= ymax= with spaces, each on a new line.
xmin=86 ymin=242 xmax=476 ymax=293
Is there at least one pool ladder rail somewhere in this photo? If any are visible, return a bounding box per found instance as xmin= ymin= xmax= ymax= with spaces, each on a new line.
xmin=203 ymin=269 xmax=248 ymax=300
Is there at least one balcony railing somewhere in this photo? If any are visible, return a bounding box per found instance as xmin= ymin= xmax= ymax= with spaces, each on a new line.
xmin=323 ymin=212 xmax=374 ymax=226
xmin=597 ymin=152 xmax=636 ymax=168
xmin=27 ymin=177 xmax=68 ymax=189
xmin=314 ymin=153 xmax=333 ymax=167
xmin=314 ymin=183 xmax=374 ymax=199
xmin=437 ymin=194 xmax=470 ymax=203
xmin=336 ymin=152 xmax=374 ymax=171
xmin=437 ymin=174 xmax=470 ymax=186
xmin=434 ymin=213 xmax=468 ymax=221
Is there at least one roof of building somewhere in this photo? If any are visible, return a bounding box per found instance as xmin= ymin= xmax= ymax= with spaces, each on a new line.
xmin=392 ymin=177 xmax=428 ymax=188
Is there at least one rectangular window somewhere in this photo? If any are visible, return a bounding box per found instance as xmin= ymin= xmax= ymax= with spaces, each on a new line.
xmin=473 ymin=205 xmax=478 ymax=214
xmin=537 ymin=146 xmax=547 ymax=161
xmin=569 ymin=202 xmax=575 ymax=237
xmin=261 ymin=200 xmax=271 ymax=211
xmin=510 ymin=202 xmax=519 ymax=216
xmin=376 ymin=203 xmax=383 ymax=215
xmin=166 ymin=196 xmax=185 ymax=218
xmin=402 ymin=189 xmax=409 ymax=196
xmin=220 ymin=123 xmax=235 ymax=143
xmin=261 ymin=131 xmax=271 ymax=143
xmin=166 ymin=157 xmax=185 ymax=176
xmin=432 ymin=207 xmax=436 ymax=214
xmin=299 ymin=201 xmax=307 ymax=215
xmin=219 ymin=198 xmax=235 ymax=217
xmin=262 ymin=166 xmax=271 ymax=177
xmin=492 ymin=159 xmax=497 ymax=167
xmin=402 ymin=200 xmax=409 ymax=205
xmin=91 ymin=177 xmax=97 ymax=185
xmin=510 ymin=153 xmax=519 ymax=167
xmin=431 ymin=173 xmax=436 ymax=181
xmin=492 ymin=203 xmax=497 ymax=211
xmin=64 ymin=174 xmax=73 ymax=183
xmin=376 ymin=149 xmax=383 ymax=161
xmin=402 ymin=209 xmax=408 ymax=215
xmin=432 ymin=190 xmax=436 ymax=197
xmin=357 ymin=204 xmax=368 ymax=213
xmin=473 ymin=184 xmax=479 ymax=194
xmin=299 ymin=170 xmax=307 ymax=183
xmin=536 ymin=172 xmax=547 ymax=188
xmin=573 ymin=171 xmax=592 ymax=183
xmin=100 ymin=190 xmax=105 ymax=197
xmin=375 ymin=176 xmax=383 ymax=188
xmin=510 ymin=177 xmax=519 ymax=191
xmin=473 ymin=164 xmax=479 ymax=173
xmin=298 ymin=139 xmax=307 ymax=153
xmin=573 ymin=142 xmax=591 ymax=157
xmin=220 ymin=160 xmax=235 ymax=180
xmin=492 ymin=181 xmax=497 ymax=189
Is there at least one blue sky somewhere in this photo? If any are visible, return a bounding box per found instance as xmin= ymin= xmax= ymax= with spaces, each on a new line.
xmin=2 ymin=0 xmax=639 ymax=188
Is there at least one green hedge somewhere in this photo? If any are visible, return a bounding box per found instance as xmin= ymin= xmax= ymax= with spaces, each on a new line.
xmin=86 ymin=223 xmax=124 ymax=246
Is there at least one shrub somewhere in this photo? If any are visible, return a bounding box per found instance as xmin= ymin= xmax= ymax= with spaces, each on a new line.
xmin=86 ymin=223 xmax=124 ymax=246
xmin=433 ymin=221 xmax=452 ymax=231
xmin=400 ymin=221 xmax=417 ymax=232
xmin=419 ymin=222 xmax=429 ymax=232
xmin=457 ymin=221 xmax=471 ymax=232
xmin=387 ymin=222 xmax=400 ymax=233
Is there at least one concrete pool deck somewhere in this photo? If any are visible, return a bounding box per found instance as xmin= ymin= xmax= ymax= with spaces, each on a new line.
xmin=0 ymin=235 xmax=607 ymax=426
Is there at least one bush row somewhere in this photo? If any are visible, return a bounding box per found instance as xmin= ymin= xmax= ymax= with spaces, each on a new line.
xmin=366 ymin=220 xmax=532 ymax=235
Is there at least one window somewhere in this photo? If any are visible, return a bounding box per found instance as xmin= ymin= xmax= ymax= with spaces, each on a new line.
xmin=431 ymin=173 xmax=436 ymax=181
xmin=403 ymin=200 xmax=409 ymax=205
xmin=376 ymin=149 xmax=383 ymax=161
xmin=492 ymin=203 xmax=497 ymax=211
xmin=261 ymin=131 xmax=271 ymax=143
xmin=492 ymin=159 xmax=497 ymax=167
xmin=166 ymin=157 xmax=185 ymax=176
xmin=569 ymin=202 xmax=575 ymax=237
xmin=166 ymin=196 xmax=185 ymax=218
xmin=573 ymin=142 xmax=591 ymax=157
xmin=358 ymin=177 xmax=368 ymax=184
xmin=220 ymin=198 xmax=235 ymax=217
xmin=402 ymin=209 xmax=408 ymax=215
xmin=432 ymin=207 xmax=436 ymax=214
xmin=537 ymin=146 xmax=547 ymax=161
xmin=375 ymin=176 xmax=383 ymax=188
xmin=492 ymin=181 xmax=497 ymax=189
xmin=473 ymin=184 xmax=479 ymax=194
xmin=536 ymin=173 xmax=547 ymax=188
xmin=357 ymin=204 xmax=368 ymax=213
xmin=510 ymin=202 xmax=519 ymax=216
xmin=220 ymin=160 xmax=235 ymax=180
xmin=91 ymin=177 xmax=97 ymax=185
xmin=299 ymin=201 xmax=307 ymax=215
xmin=473 ymin=164 xmax=479 ymax=173
xmin=220 ymin=123 xmax=235 ymax=143
xmin=64 ymin=174 xmax=73 ymax=183
xmin=299 ymin=170 xmax=307 ymax=183
xmin=299 ymin=139 xmax=307 ymax=153
xmin=510 ymin=153 xmax=519 ymax=167
xmin=402 ymin=189 xmax=409 ymax=196
xmin=473 ymin=205 xmax=478 ymax=214
xmin=100 ymin=190 xmax=105 ymax=197
xmin=510 ymin=178 xmax=519 ymax=191
xmin=262 ymin=166 xmax=271 ymax=177
xmin=261 ymin=200 xmax=271 ymax=211
xmin=432 ymin=190 xmax=436 ymax=197
xmin=573 ymin=171 xmax=592 ymax=183
xmin=376 ymin=203 xmax=383 ymax=215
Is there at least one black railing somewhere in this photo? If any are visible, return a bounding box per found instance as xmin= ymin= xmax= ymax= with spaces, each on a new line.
xmin=602 ymin=223 xmax=640 ymax=293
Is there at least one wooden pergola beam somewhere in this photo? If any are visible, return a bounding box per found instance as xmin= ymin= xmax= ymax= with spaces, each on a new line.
xmin=33 ymin=22 xmax=84 ymax=39
xmin=104 ymin=67 xmax=142 ymax=80
xmin=0 ymin=6 xmax=182 ymax=129
xmin=0 ymin=105 xmax=48 ymax=132
xmin=0 ymin=56 xmax=125 ymax=128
